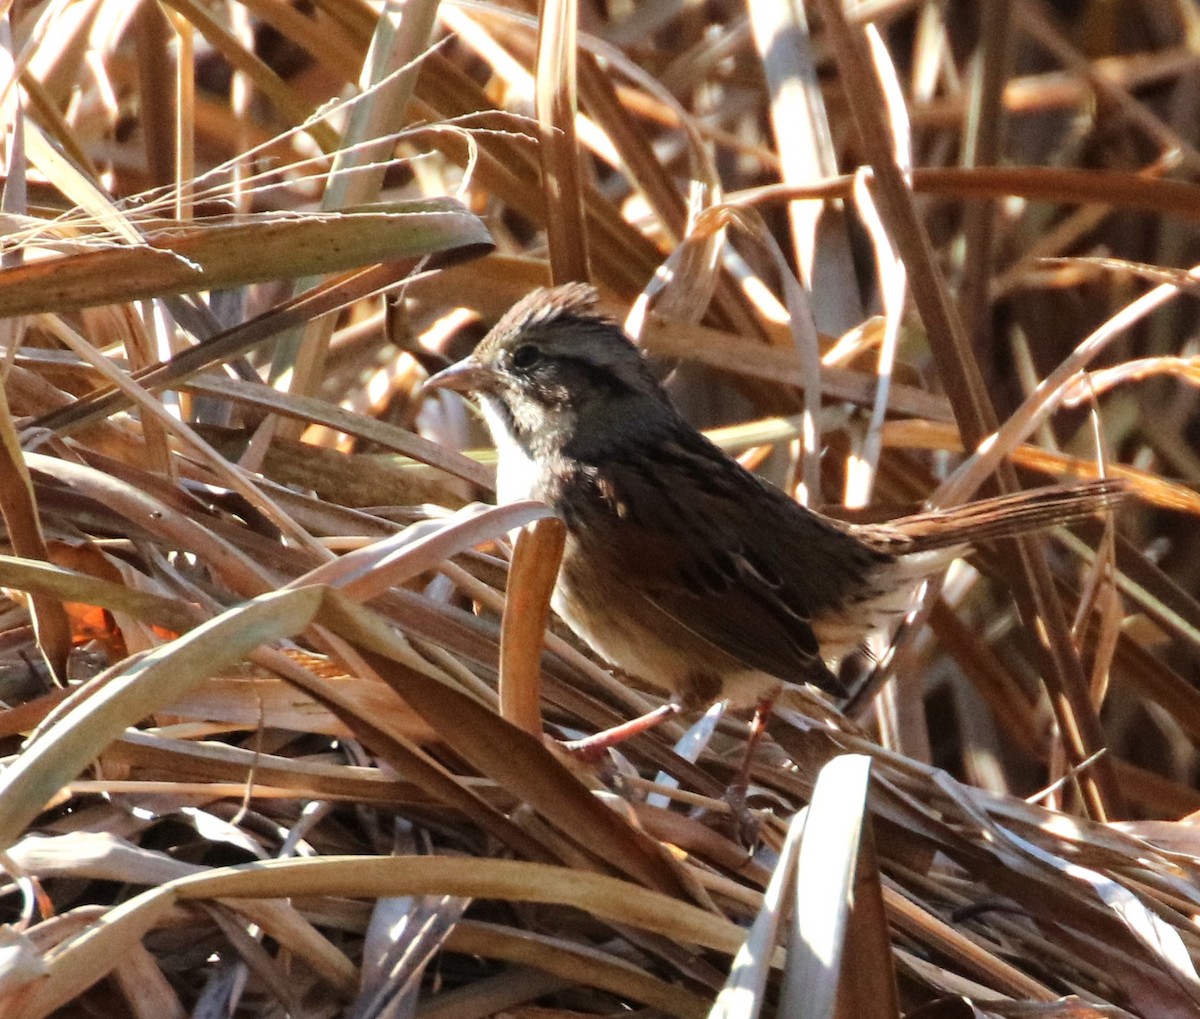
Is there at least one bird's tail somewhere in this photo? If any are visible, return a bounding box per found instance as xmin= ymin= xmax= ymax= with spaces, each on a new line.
xmin=885 ymin=477 xmax=1127 ymax=553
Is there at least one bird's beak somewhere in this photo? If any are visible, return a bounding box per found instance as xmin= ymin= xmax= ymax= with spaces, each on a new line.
xmin=423 ymin=357 xmax=495 ymax=395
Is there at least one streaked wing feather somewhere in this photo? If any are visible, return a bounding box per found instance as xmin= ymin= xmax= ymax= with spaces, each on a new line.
xmin=643 ymin=564 xmax=837 ymax=689
xmin=582 ymin=434 xmax=877 ymax=692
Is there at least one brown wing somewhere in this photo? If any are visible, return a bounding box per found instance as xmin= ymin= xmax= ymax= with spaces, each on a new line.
xmin=565 ymin=431 xmax=885 ymax=694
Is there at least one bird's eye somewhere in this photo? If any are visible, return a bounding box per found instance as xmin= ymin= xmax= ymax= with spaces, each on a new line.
xmin=510 ymin=344 xmax=541 ymax=370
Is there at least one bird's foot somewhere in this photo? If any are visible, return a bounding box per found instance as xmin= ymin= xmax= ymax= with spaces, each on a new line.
xmin=722 ymin=779 xmax=761 ymax=848
xmin=713 ymin=693 xmax=779 ymax=847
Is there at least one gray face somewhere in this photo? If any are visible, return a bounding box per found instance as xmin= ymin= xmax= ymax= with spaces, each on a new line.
xmin=425 ymin=286 xmax=675 ymax=462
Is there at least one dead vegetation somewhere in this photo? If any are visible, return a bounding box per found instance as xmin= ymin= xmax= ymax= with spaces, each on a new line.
xmin=0 ymin=1 xmax=1197 ymax=1017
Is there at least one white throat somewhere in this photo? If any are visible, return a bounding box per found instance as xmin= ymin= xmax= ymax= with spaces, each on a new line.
xmin=479 ymin=396 xmax=542 ymax=505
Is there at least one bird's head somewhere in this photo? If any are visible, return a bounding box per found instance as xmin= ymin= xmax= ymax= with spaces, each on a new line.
xmin=424 ymin=283 xmax=671 ymax=457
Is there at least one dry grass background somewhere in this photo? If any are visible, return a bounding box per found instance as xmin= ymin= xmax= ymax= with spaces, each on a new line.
xmin=0 ymin=0 xmax=1197 ymax=1016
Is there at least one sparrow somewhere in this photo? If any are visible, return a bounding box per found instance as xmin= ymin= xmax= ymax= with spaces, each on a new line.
xmin=424 ymin=283 xmax=1124 ymax=752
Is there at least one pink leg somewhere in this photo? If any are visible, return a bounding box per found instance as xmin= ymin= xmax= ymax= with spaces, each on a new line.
xmin=731 ymin=693 xmax=777 ymax=798
xmin=560 ymin=702 xmax=683 ymax=762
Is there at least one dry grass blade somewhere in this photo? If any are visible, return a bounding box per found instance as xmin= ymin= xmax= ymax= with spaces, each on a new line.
xmin=0 ymin=389 xmax=69 ymax=684
xmin=1061 ymin=355 xmax=1200 ymax=406
xmin=355 ymin=893 xmax=468 ymax=1017
xmin=185 ymin=372 xmax=494 ymax=487
xmin=443 ymin=920 xmax=713 ymax=1019
xmin=315 ymin=590 xmax=704 ymax=900
xmin=711 ymin=806 xmax=805 ymax=1018
xmin=159 ymin=0 xmax=339 ymax=151
xmin=535 ymin=0 xmax=589 ymax=283
xmin=0 ymin=2 xmax=1197 ymax=1016
xmin=33 ymin=258 xmax=485 ymax=438
xmin=279 ymin=0 xmax=441 ymax=426
xmin=783 ymin=754 xmax=893 ymax=1019
xmin=501 ymin=516 xmax=566 ymax=735
xmin=815 ymin=0 xmax=1117 ymax=817
xmin=749 ymin=0 xmax=832 ymax=286
xmin=6 ymin=856 xmax=743 ymax=1019
xmin=248 ymin=643 xmax=549 ymax=861
xmin=0 ymin=555 xmax=201 ymax=633
xmin=0 ymin=588 xmax=326 ymax=850
xmin=0 ymin=203 xmax=491 ymax=318
xmin=292 ymin=500 xmax=551 ymax=597
xmin=839 ymin=829 xmax=901 ymax=1018
xmin=808 ymin=0 xmax=993 ymax=446
xmin=0 ymin=89 xmax=69 ymax=684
